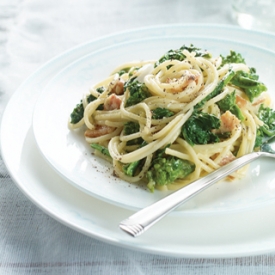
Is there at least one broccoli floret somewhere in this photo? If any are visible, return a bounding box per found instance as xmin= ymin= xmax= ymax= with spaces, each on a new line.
xmin=151 ymin=107 xmax=174 ymax=119
xmin=70 ymin=87 xmax=104 ymax=124
xmin=182 ymin=111 xmax=221 ymax=146
xmin=217 ymin=91 xmax=244 ymax=121
xmin=146 ymin=156 xmax=195 ymax=192
xmin=124 ymin=79 xmax=151 ymax=107
xmin=220 ymin=50 xmax=246 ymax=66
xmin=230 ymin=70 xmax=267 ymax=102
xmin=155 ymin=44 xmax=211 ymax=67
xmin=255 ymin=104 xmax=275 ymax=147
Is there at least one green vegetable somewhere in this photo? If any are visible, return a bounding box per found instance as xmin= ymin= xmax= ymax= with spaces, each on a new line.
xmin=219 ymin=51 xmax=267 ymax=102
xmin=146 ymin=155 xmax=195 ymax=192
xmin=124 ymin=121 xmax=140 ymax=135
xmin=91 ymin=141 xmax=146 ymax=177
xmin=124 ymin=121 xmax=143 ymax=145
xmin=217 ymin=91 xmax=244 ymax=121
xmin=117 ymin=67 xmax=130 ymax=76
xmin=230 ymin=70 xmax=267 ymax=102
xmin=70 ymin=87 xmax=104 ymax=124
xmin=124 ymin=79 xmax=151 ymax=107
xmin=196 ymin=70 xmax=235 ymax=109
xmin=220 ymin=50 xmax=246 ymax=66
xmin=94 ymin=86 xmax=105 ymax=94
xmin=156 ymin=44 xmax=211 ymax=67
xmin=122 ymin=141 xmax=147 ymax=176
xmin=70 ymin=102 xmax=84 ymax=124
xmin=182 ymin=111 xmax=221 ymax=146
xmin=122 ymin=160 xmax=141 ymax=177
xmin=122 ymin=161 xmax=140 ymax=177
xmin=91 ymin=143 xmax=111 ymax=158
xmin=255 ymin=105 xmax=275 ymax=147
xmin=151 ymin=107 xmax=174 ymax=119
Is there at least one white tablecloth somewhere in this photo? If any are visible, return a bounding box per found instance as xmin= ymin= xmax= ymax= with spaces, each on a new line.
xmin=1 ymin=0 xmax=275 ymax=274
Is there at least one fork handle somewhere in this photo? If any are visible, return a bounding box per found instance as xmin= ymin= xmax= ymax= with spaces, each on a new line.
xmin=119 ymin=151 xmax=264 ymax=237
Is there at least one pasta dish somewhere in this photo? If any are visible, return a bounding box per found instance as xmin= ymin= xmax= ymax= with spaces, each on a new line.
xmin=68 ymin=44 xmax=274 ymax=192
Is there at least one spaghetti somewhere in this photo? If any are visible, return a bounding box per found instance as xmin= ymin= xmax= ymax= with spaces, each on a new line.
xmin=68 ymin=45 xmax=272 ymax=192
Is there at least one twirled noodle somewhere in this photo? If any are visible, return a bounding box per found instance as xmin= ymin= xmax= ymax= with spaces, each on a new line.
xmin=68 ymin=45 xmax=272 ymax=192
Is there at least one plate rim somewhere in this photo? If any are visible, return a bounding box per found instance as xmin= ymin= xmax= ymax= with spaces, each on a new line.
xmin=32 ymin=34 xmax=275 ymax=214
xmin=2 ymin=23 xmax=275 ymax=258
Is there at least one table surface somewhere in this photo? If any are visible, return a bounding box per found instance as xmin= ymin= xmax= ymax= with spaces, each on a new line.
xmin=1 ymin=0 xmax=275 ymax=274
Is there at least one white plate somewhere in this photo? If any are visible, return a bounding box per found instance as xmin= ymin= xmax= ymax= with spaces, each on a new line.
xmin=3 ymin=24 xmax=275 ymax=258
xmin=33 ymin=35 xmax=275 ymax=214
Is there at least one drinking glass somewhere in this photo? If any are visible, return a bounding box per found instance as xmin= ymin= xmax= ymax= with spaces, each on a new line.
xmin=232 ymin=0 xmax=275 ymax=32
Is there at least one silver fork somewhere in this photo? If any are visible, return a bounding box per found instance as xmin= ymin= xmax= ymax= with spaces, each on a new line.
xmin=119 ymin=139 xmax=275 ymax=237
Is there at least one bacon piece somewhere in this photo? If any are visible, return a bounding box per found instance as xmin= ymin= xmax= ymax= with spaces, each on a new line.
xmin=111 ymin=79 xmax=124 ymax=95
xmin=104 ymin=94 xmax=122 ymax=110
xmin=252 ymin=97 xmax=266 ymax=106
xmin=236 ymin=94 xmax=247 ymax=108
xmin=219 ymin=152 xmax=236 ymax=166
xmin=220 ymin=111 xmax=240 ymax=132
xmin=85 ymin=125 xmax=115 ymax=138
xmin=166 ymin=71 xmax=200 ymax=93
